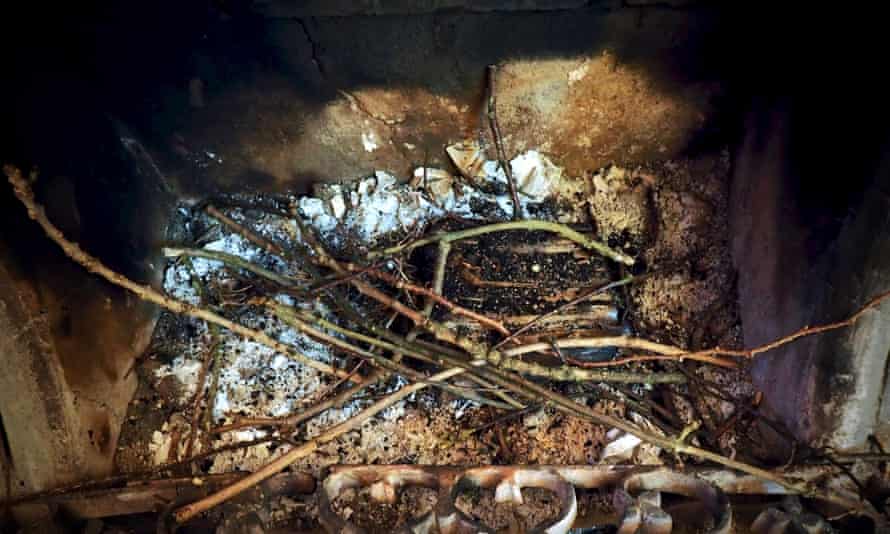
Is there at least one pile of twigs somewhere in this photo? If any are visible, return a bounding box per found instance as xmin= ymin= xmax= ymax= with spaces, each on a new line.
xmin=5 ymin=165 xmax=890 ymax=525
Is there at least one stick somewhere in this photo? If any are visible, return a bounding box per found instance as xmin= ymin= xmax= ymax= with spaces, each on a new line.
xmin=201 ymin=325 xmax=223 ymax=452
xmin=369 ymin=220 xmax=635 ymax=266
xmin=174 ymin=368 xmax=463 ymax=522
xmin=3 ymin=166 xmax=356 ymax=383
xmin=502 ymin=336 xmax=738 ymax=369
xmin=213 ymin=371 xmax=385 ymax=435
xmin=355 ymin=264 xmax=511 ymax=337
xmin=184 ymin=338 xmax=216 ymax=459
xmin=677 ymin=288 xmax=890 ymax=361
xmin=205 ymin=205 xmax=289 ymax=257
xmin=164 ymin=247 xmax=300 ymax=289
xmin=308 ymin=262 xmax=384 ymax=294
xmin=564 ymin=352 xmax=738 ymax=370
xmin=502 ymin=336 xmax=684 ymax=359
xmin=486 ymin=64 xmax=521 ymax=221
xmin=493 ymin=276 xmax=635 ymax=350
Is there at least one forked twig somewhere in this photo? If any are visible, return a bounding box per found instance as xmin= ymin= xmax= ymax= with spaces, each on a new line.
xmin=486 ymin=64 xmax=521 ymax=221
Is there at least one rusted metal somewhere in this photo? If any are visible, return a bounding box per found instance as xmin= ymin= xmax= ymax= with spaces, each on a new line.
xmin=317 ymin=465 xmax=752 ymax=533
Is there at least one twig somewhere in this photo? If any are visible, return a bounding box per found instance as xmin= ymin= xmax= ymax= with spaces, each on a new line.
xmin=201 ymin=325 xmax=223 ymax=451
xmin=563 ymin=352 xmax=738 ymax=370
xmin=503 ymin=336 xmax=685 ymax=359
xmin=5 ymin=436 xmax=282 ymax=507
xmin=303 ymin=360 xmax=366 ymax=408
xmin=459 ymin=264 xmax=538 ymax=288
xmin=308 ymin=262 xmax=384 ymax=294
xmin=174 ymin=368 xmax=464 ymax=522
xmin=369 ymin=220 xmax=635 ymax=266
xmin=354 ymin=264 xmax=511 ymax=337
xmin=497 ymin=358 xmax=686 ymax=384
xmin=213 ymin=370 xmax=385 ymax=435
xmin=164 ymin=247 xmax=299 ymax=289
xmin=493 ymin=276 xmax=635 ymax=350
xmin=182 ymin=259 xmax=215 ymax=460
xmin=429 ymin=242 xmax=450 ymax=315
xmin=4 ymin=166 xmax=356 ymax=383
xmin=269 ymin=303 xmax=515 ymax=409
xmin=677 ymin=288 xmax=890 ymax=361
xmin=205 ymin=205 xmax=288 ymax=257
xmin=470 ymin=403 xmax=542 ymax=435
xmin=185 ymin=338 xmax=217 ymax=459
xmin=486 ymin=64 xmax=521 ymax=221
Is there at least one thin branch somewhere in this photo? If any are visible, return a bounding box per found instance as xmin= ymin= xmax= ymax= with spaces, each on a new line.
xmin=164 ymin=247 xmax=299 ymax=289
xmin=201 ymin=325 xmax=223 ymax=451
xmin=308 ymin=262 xmax=384 ymax=294
xmin=368 ymin=220 xmax=635 ymax=266
xmin=677 ymin=288 xmax=890 ymax=361
xmin=493 ymin=275 xmax=635 ymax=350
xmin=502 ymin=336 xmax=684 ymax=359
xmin=354 ymin=264 xmax=511 ymax=337
xmin=428 ymin=241 xmax=450 ymax=316
xmin=213 ymin=370 xmax=385 ymax=435
xmin=4 ymin=166 xmax=356 ymax=384
xmin=5 ymin=436 xmax=284 ymax=507
xmin=567 ymin=352 xmax=737 ymax=370
xmin=184 ymin=338 xmax=217 ymax=459
xmin=205 ymin=205 xmax=288 ymax=257
xmin=486 ymin=64 xmax=521 ymax=221
xmin=174 ymin=367 xmax=464 ymax=523
xmin=496 ymin=357 xmax=686 ymax=384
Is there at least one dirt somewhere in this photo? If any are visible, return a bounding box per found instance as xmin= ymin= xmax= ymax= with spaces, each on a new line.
xmin=331 ymin=485 xmax=438 ymax=532
xmin=454 ymin=486 xmax=563 ymax=532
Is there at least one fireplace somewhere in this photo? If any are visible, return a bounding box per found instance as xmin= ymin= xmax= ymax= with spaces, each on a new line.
xmin=2 ymin=2 xmax=889 ymax=532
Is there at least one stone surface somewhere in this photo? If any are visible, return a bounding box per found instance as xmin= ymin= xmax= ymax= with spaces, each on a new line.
xmin=131 ymin=6 xmax=725 ymax=197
